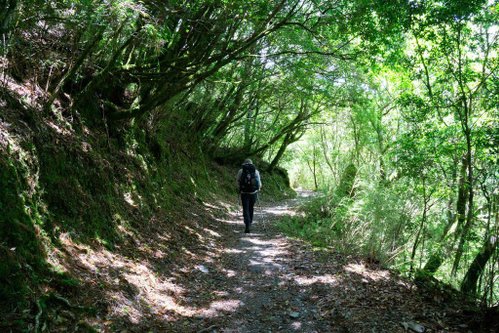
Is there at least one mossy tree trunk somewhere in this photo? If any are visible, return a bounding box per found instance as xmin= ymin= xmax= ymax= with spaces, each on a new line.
xmin=336 ymin=163 xmax=357 ymax=198
xmin=423 ymin=156 xmax=467 ymax=275
xmin=0 ymin=0 xmax=17 ymax=35
xmin=461 ymin=236 xmax=498 ymax=296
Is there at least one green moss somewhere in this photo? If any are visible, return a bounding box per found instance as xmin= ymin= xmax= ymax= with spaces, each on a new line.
xmin=336 ymin=163 xmax=357 ymax=198
xmin=1 ymin=111 xmax=297 ymax=326
xmin=260 ymin=168 xmax=296 ymax=201
xmin=0 ymin=153 xmax=46 ymax=324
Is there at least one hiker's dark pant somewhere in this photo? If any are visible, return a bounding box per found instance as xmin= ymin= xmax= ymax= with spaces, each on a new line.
xmin=241 ymin=192 xmax=257 ymax=227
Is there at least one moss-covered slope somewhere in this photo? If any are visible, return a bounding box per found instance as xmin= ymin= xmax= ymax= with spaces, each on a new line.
xmin=0 ymin=101 xmax=293 ymax=330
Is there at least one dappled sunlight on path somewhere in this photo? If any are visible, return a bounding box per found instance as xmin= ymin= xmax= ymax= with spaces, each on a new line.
xmin=46 ymin=191 xmax=474 ymax=332
xmin=158 ymin=191 xmax=406 ymax=332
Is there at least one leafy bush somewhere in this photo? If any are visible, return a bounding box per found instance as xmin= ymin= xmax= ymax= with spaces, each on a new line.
xmin=280 ymin=180 xmax=414 ymax=265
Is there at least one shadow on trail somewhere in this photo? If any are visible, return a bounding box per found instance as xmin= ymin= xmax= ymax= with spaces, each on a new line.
xmin=44 ymin=192 xmax=476 ymax=333
xmin=107 ymin=193 xmax=451 ymax=332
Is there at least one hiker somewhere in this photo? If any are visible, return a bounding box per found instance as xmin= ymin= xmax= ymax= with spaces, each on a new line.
xmin=237 ymin=159 xmax=262 ymax=233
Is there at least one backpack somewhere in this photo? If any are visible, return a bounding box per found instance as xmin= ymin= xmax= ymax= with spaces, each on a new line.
xmin=239 ymin=163 xmax=259 ymax=192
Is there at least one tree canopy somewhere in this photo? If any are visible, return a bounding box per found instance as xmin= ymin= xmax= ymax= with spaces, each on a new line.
xmin=1 ymin=0 xmax=498 ymax=312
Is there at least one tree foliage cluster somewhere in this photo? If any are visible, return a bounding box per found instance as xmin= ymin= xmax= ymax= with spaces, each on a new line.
xmin=1 ymin=0 xmax=409 ymax=157
xmin=282 ymin=0 xmax=498 ymax=306
xmin=0 ymin=0 xmax=411 ymax=318
xmin=0 ymin=0 xmax=497 ymax=317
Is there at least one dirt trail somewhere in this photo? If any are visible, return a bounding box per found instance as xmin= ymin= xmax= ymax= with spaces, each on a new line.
xmin=160 ymin=191 xmax=473 ymax=333
xmin=49 ymin=191 xmax=480 ymax=333
xmin=209 ymin=192 xmax=331 ymax=333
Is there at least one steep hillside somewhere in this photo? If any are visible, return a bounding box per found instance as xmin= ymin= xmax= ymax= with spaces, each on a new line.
xmin=0 ymin=92 xmax=294 ymax=330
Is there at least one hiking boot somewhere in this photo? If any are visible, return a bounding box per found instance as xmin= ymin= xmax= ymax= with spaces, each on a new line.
xmin=244 ymin=226 xmax=250 ymax=233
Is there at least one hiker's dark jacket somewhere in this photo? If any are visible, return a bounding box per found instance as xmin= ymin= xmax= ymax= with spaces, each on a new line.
xmin=236 ymin=163 xmax=262 ymax=194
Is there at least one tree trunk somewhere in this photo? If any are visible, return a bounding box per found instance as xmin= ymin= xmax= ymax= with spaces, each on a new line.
xmin=452 ymin=125 xmax=474 ymax=275
xmin=312 ymin=145 xmax=318 ymax=190
xmin=461 ymin=236 xmax=498 ymax=296
xmin=422 ymin=161 xmax=460 ymax=275
xmin=268 ymin=133 xmax=289 ymax=172
xmin=75 ymin=18 xmax=138 ymax=108
xmin=453 ymin=155 xmax=470 ymax=242
xmin=350 ymin=113 xmax=361 ymax=164
xmin=319 ymin=126 xmax=335 ymax=174
xmin=0 ymin=0 xmax=17 ymax=35
xmin=451 ymin=26 xmax=475 ymax=276
xmin=244 ymin=105 xmax=253 ymax=153
xmin=47 ymin=26 xmax=105 ymax=108
xmin=305 ymin=147 xmax=319 ymax=191
xmin=411 ymin=177 xmax=429 ymax=273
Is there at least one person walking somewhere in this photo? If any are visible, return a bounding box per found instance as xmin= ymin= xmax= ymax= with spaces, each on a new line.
xmin=237 ymin=159 xmax=262 ymax=233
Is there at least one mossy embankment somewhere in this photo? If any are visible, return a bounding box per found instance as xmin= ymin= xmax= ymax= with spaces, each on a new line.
xmin=0 ymin=102 xmax=294 ymax=330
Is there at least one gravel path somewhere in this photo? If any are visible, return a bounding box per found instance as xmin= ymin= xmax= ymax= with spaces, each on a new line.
xmin=66 ymin=191 xmax=479 ymax=333
xmin=165 ymin=191 xmax=475 ymax=333
xmin=164 ymin=191 xmax=339 ymax=333
xmin=23 ymin=193 xmax=486 ymax=332
xmin=212 ymin=192 xmax=333 ymax=333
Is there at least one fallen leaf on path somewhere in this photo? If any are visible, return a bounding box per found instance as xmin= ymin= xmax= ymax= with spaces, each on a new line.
xmin=401 ymin=321 xmax=425 ymax=332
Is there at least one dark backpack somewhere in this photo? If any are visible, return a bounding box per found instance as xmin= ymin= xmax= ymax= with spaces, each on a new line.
xmin=239 ymin=163 xmax=259 ymax=192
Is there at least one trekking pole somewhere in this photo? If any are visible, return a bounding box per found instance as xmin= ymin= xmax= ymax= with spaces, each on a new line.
xmin=238 ymin=191 xmax=242 ymax=217
xmin=258 ymin=191 xmax=266 ymax=232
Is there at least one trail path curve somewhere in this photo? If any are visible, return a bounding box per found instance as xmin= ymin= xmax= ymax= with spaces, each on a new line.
xmin=159 ymin=191 xmax=469 ymax=333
